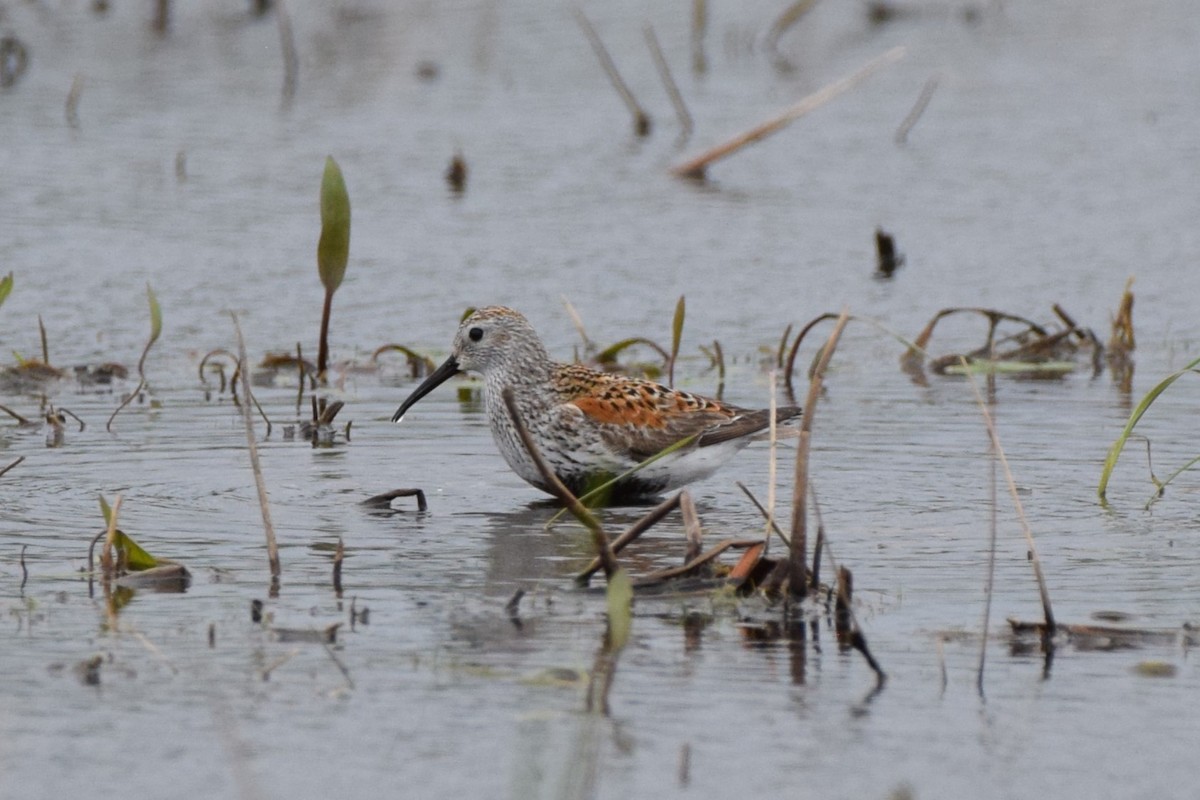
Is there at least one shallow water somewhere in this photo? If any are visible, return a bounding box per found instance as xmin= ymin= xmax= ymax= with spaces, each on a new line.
xmin=3 ymin=1 xmax=1200 ymax=798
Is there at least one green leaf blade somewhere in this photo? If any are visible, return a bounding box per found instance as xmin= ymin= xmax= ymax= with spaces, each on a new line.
xmin=605 ymin=567 xmax=633 ymax=653
xmin=317 ymin=156 xmax=351 ymax=294
xmin=1098 ymin=353 xmax=1200 ymax=501
xmin=146 ymin=283 xmax=163 ymax=346
xmin=0 ymin=272 xmax=12 ymax=309
xmin=671 ymin=294 xmax=686 ymax=359
xmin=114 ymin=530 xmax=159 ymax=571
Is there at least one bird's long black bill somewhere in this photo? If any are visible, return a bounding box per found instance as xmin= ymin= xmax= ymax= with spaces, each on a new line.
xmin=391 ymin=356 xmax=461 ymax=422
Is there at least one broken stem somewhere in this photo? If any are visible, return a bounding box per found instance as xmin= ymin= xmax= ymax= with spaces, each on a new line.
xmin=788 ymin=309 xmax=850 ymax=598
xmin=671 ymin=46 xmax=905 ymax=179
xmin=233 ymin=313 xmax=282 ymax=592
xmin=961 ymin=358 xmax=1056 ymax=638
xmin=644 ymin=24 xmax=693 ymax=138
xmin=574 ymin=8 xmax=651 ymax=137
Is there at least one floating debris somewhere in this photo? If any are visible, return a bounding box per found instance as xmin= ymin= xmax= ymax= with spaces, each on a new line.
xmin=874 ymin=227 xmax=904 ymax=278
xmin=446 ymin=152 xmax=467 ymax=193
xmin=904 ymin=305 xmax=1098 ymax=379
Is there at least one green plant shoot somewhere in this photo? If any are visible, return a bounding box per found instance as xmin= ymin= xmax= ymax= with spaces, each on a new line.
xmin=105 ymin=284 xmax=164 ymax=432
xmin=1098 ymin=352 xmax=1200 ymax=502
xmin=605 ymin=567 xmax=633 ymax=652
xmin=146 ymin=284 xmax=162 ymax=350
xmin=98 ymin=494 xmax=158 ymax=571
xmin=317 ymin=156 xmax=351 ymax=294
xmin=669 ymin=294 xmax=685 ymax=387
xmin=317 ymin=156 xmax=351 ymax=379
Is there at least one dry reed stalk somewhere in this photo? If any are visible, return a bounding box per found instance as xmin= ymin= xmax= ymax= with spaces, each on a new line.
xmin=680 ymin=490 xmax=703 ymax=564
xmin=232 ymin=313 xmax=282 ymax=591
xmin=690 ymin=0 xmax=707 ymax=74
xmin=322 ymin=642 xmax=355 ymax=690
xmin=783 ymin=311 xmax=840 ymax=403
xmin=576 ymin=492 xmax=682 ymax=585
xmin=99 ymin=494 xmax=123 ymax=577
xmin=65 ymin=74 xmax=83 ymax=129
xmin=978 ymin=412 xmax=999 ymax=696
xmin=834 ymin=565 xmax=853 ymax=639
xmin=1109 ymin=278 xmax=1135 ymax=353
xmin=574 ymin=9 xmax=651 ymax=136
xmin=152 ymin=0 xmax=169 ymax=33
xmin=765 ymin=0 xmax=819 ymax=71
xmin=894 ymin=74 xmax=939 ymax=144
xmin=277 ymin=0 xmax=298 ymax=105
xmin=788 ymin=310 xmax=850 ymax=598
xmin=643 ymin=25 xmax=693 ymax=138
xmin=501 ymin=387 xmax=619 ymax=578
xmin=765 ymin=371 xmax=779 ymax=552
xmin=671 ymin=47 xmax=905 ymax=179
xmin=961 ymin=359 xmax=1056 ymax=637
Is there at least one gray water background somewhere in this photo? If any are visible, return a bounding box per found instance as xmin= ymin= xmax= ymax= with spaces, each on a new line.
xmin=2 ymin=1 xmax=1200 ymax=798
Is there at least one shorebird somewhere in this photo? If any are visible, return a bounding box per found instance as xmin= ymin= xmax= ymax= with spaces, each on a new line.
xmin=392 ymin=306 xmax=801 ymax=501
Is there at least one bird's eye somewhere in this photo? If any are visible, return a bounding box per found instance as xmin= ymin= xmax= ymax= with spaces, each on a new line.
xmin=468 ymin=327 xmax=484 ymax=342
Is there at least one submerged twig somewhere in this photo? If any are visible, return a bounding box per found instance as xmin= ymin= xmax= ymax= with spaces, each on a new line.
xmin=361 ymin=488 xmax=428 ymax=512
xmin=0 ymin=405 xmax=33 ymax=427
xmin=894 ymin=74 xmax=939 ymax=144
xmin=836 ymin=566 xmax=886 ymax=682
xmin=671 ymin=47 xmax=905 ymax=179
xmin=322 ymin=642 xmax=354 ymax=690
xmin=575 ymin=8 xmax=651 ymax=137
xmin=0 ymin=455 xmax=25 ymax=477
